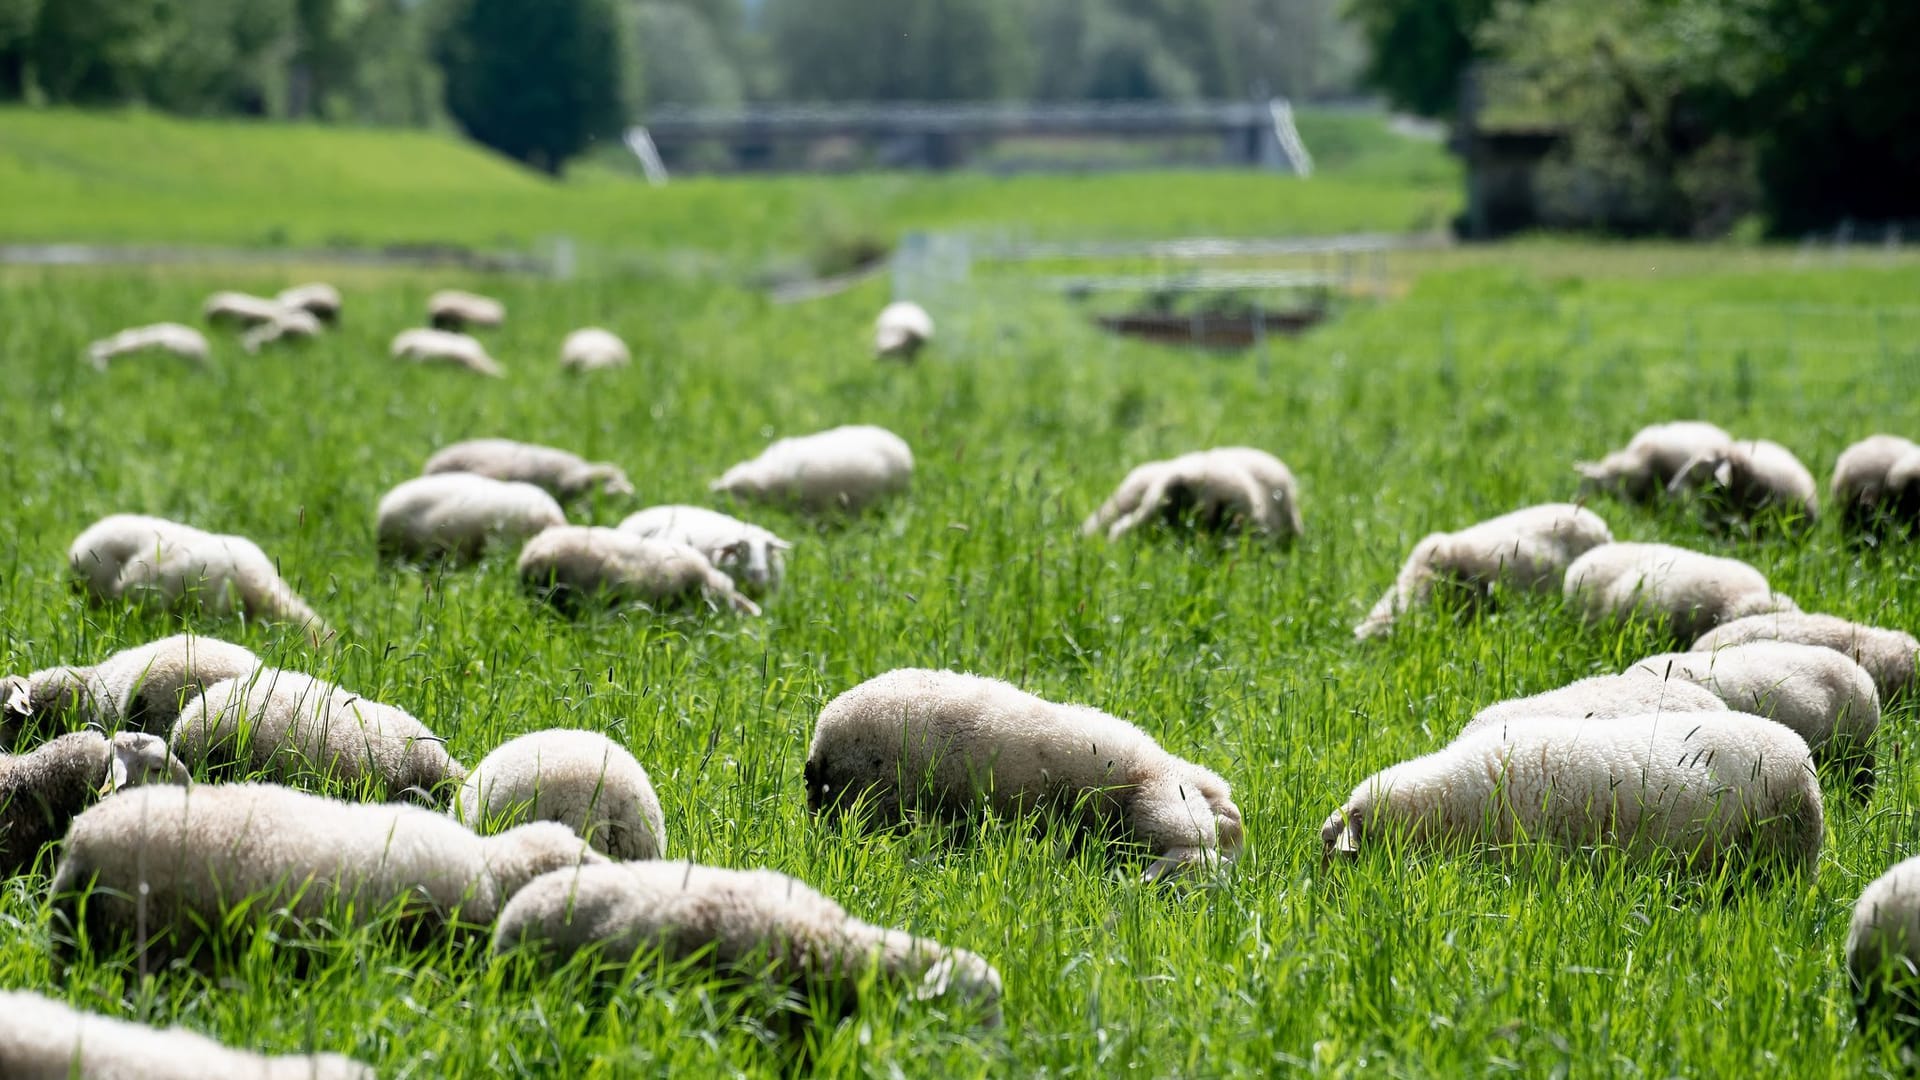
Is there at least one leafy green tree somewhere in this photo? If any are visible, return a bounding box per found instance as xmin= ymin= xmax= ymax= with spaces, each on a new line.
xmin=766 ymin=0 xmax=1026 ymax=101
xmin=0 ymin=0 xmax=40 ymax=98
xmin=634 ymin=2 xmax=742 ymax=106
xmin=25 ymin=0 xmax=158 ymax=104
xmin=1347 ymin=0 xmax=1510 ymax=116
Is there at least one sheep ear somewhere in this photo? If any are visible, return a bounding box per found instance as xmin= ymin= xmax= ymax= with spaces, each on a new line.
xmin=770 ymin=537 xmax=794 ymax=551
xmin=1713 ymin=460 xmax=1734 ymax=487
xmin=1573 ymin=461 xmax=1602 ymax=479
xmin=101 ymin=746 xmax=134 ymax=796
xmin=4 ymin=679 xmax=29 ymax=716
xmin=915 ymin=956 xmax=961 ymax=1001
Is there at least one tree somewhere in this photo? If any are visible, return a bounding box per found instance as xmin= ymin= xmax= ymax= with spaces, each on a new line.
xmin=433 ymin=0 xmax=635 ymax=173
xmin=24 ymin=0 xmax=158 ymax=104
xmin=766 ymin=0 xmax=1026 ymax=102
xmin=633 ymin=2 xmax=742 ymax=107
xmin=0 ymin=0 xmax=40 ymax=99
xmin=1346 ymin=0 xmax=1510 ymax=116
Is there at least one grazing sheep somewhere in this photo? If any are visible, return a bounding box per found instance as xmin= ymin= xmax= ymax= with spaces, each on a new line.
xmin=68 ymin=514 xmax=330 ymax=636
xmin=874 ymin=301 xmax=934 ymax=360
xmin=560 ymin=327 xmax=631 ymax=371
xmin=390 ymin=328 xmax=503 ymax=377
xmin=1322 ymin=712 xmax=1823 ymax=875
xmin=376 ymin=473 xmax=565 ymax=562
xmin=240 ymin=306 xmax=323 ymax=354
xmin=85 ymin=323 xmax=209 ymax=370
xmin=201 ymin=291 xmax=287 ymax=329
xmin=1563 ymin=541 xmax=1793 ymax=642
xmin=50 ymin=783 xmax=606 ymax=968
xmin=1 ymin=731 xmax=187 ymax=877
xmin=455 ymin=729 xmax=666 ymax=860
xmin=1694 ymin=611 xmax=1920 ymax=702
xmin=1848 ymin=857 xmax=1920 ymax=1035
xmin=1355 ymin=503 xmax=1611 ymax=640
xmin=1459 ymin=672 xmax=1727 ymax=739
xmin=495 ymin=861 xmax=1002 ymax=1023
xmin=0 ymin=990 xmax=371 ymax=1080
xmin=276 ymin=282 xmax=342 ymax=324
xmin=1081 ymin=447 xmax=1303 ymax=543
xmin=1832 ymin=434 xmax=1920 ymax=535
xmin=1576 ymin=421 xmax=1733 ymax=500
xmin=170 ymin=668 xmax=467 ymax=801
xmin=428 ymin=289 xmax=505 ymax=331
xmin=806 ymin=668 xmax=1242 ymax=881
xmin=618 ymin=504 xmax=792 ymax=594
xmin=423 ymin=438 xmax=634 ymax=500
xmin=1 ymin=633 xmax=259 ymax=741
xmin=1666 ymin=438 xmax=1820 ymax=527
xmin=711 ymin=425 xmax=913 ymax=514
xmin=517 ymin=527 xmax=761 ymax=616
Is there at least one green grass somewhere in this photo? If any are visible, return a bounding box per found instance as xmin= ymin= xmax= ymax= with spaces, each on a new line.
xmin=0 ymin=242 xmax=1918 ymax=1074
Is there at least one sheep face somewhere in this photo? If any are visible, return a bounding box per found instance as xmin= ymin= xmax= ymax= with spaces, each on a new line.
xmin=106 ymin=732 xmax=190 ymax=792
xmin=1321 ymin=802 xmax=1364 ymax=861
xmin=916 ymin=949 xmax=1005 ymax=1024
xmin=714 ymin=537 xmax=790 ymax=593
xmin=1131 ymin=768 xmax=1242 ymax=882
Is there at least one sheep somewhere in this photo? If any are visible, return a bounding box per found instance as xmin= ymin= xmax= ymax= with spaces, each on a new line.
xmin=49 ymin=782 xmax=606 ymax=969
xmin=1355 ymin=503 xmax=1611 ymax=640
xmin=1321 ymin=712 xmax=1823 ymax=876
xmin=1459 ymin=672 xmax=1727 ymax=739
xmin=1848 ymin=857 xmax=1920 ymax=1035
xmin=710 ymin=425 xmax=912 ymax=514
xmin=805 ymin=668 xmax=1242 ymax=881
xmin=1665 ymin=437 xmax=1820 ymax=528
xmin=170 ymin=667 xmax=467 ymax=802
xmin=376 ymin=473 xmax=566 ymax=563
xmin=1562 ymin=541 xmax=1794 ymax=642
xmin=874 ymin=301 xmax=934 ymax=360
xmin=428 ymin=289 xmax=505 ymax=331
xmin=390 ymin=328 xmax=503 ymax=377
xmin=423 ymin=437 xmax=634 ymax=501
xmin=495 ymin=861 xmax=1002 ymax=1023
xmin=0 ymin=990 xmax=371 ymax=1080
xmin=276 ymin=282 xmax=342 ymax=324
xmin=1575 ymin=420 xmax=1732 ymax=500
xmin=1694 ymin=611 xmax=1920 ymax=702
xmin=560 ymin=327 xmax=631 ymax=371
xmin=0 ymin=666 xmax=90 ymax=749
xmin=1831 ymin=434 xmax=1920 ymax=535
xmin=2 ymin=633 xmax=260 ymax=742
xmin=618 ymin=504 xmax=792 ymax=594
xmin=454 ymin=729 xmax=666 ymax=860
xmin=1 ymin=731 xmax=187 ymax=877
xmin=240 ymin=306 xmax=324 ymax=354
xmin=517 ymin=526 xmax=761 ymax=616
xmin=67 ymin=514 xmax=330 ymax=637
xmin=202 ymin=291 xmax=287 ymax=329
xmin=85 ymin=323 xmax=209 ymax=370
xmin=1081 ymin=447 xmax=1303 ymax=543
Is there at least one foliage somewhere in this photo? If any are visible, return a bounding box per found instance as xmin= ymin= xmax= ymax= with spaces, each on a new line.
xmin=766 ymin=0 xmax=1031 ymax=103
xmin=1346 ymin=0 xmax=1505 ymax=116
xmin=633 ymin=2 xmax=743 ymax=108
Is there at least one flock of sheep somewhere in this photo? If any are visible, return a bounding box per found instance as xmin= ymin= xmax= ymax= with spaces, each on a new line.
xmin=14 ymin=286 xmax=1920 ymax=1071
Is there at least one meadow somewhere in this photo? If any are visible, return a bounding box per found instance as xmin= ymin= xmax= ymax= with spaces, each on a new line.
xmin=4 ymin=109 xmax=1920 ymax=1076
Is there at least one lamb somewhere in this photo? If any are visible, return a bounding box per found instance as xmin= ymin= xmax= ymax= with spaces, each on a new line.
xmin=202 ymin=291 xmax=288 ymax=329
xmin=1693 ymin=611 xmax=1919 ymax=702
xmin=1322 ymin=712 xmax=1823 ymax=875
xmin=710 ymin=424 xmax=913 ymax=513
xmin=806 ymin=668 xmax=1242 ymax=881
xmin=454 ymin=729 xmax=666 ymax=859
xmin=390 ymin=328 xmax=503 ymax=377
xmin=2 ymin=633 xmax=259 ymax=740
xmin=1562 ymin=541 xmax=1794 ymax=642
xmin=1355 ymin=503 xmax=1611 ymax=640
xmin=1575 ymin=420 xmax=1732 ymax=500
xmin=1459 ymin=672 xmax=1727 ymax=739
xmin=85 ymin=323 xmax=209 ymax=370
xmin=874 ymin=300 xmax=934 ymax=360
xmin=423 ymin=437 xmax=634 ymax=500
xmin=1665 ymin=437 xmax=1820 ymax=528
xmin=428 ymin=289 xmax=505 ymax=330
xmin=67 ymin=514 xmax=330 ymax=636
xmin=170 ymin=667 xmax=467 ymax=801
xmin=618 ymin=504 xmax=792 ymax=594
xmin=1831 ymin=434 xmax=1920 ymax=535
xmin=49 ymin=782 xmax=606 ymax=969
xmin=1 ymin=731 xmax=187 ymax=877
xmin=1081 ymin=447 xmax=1303 ymax=543
xmin=1847 ymin=857 xmax=1920 ymax=1034
xmin=560 ymin=327 xmax=631 ymax=371
xmin=240 ymin=306 xmax=323 ymax=354
xmin=276 ymin=282 xmax=342 ymax=323
xmin=376 ymin=473 xmax=566 ymax=562
xmin=517 ymin=527 xmax=761 ymax=616
xmin=0 ymin=990 xmax=371 ymax=1080
xmin=0 ymin=666 xmax=91 ymax=748
xmin=495 ymin=861 xmax=1002 ymax=1023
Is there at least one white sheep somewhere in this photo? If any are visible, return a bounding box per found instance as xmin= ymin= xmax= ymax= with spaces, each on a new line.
xmin=428 ymin=289 xmax=505 ymax=330
xmin=85 ymin=323 xmax=209 ymax=370
xmin=241 ymin=307 xmax=324 ymax=354
xmin=1666 ymin=437 xmax=1820 ymax=527
xmin=1694 ymin=611 xmax=1919 ymax=702
xmin=1459 ymin=672 xmax=1727 ymax=739
xmin=1575 ymin=420 xmax=1732 ymax=500
xmin=806 ymin=668 xmax=1242 ymax=881
xmin=874 ymin=301 xmax=934 ymax=360
xmin=49 ymin=782 xmax=606 ymax=969
xmin=496 ymin=861 xmax=1002 ymax=1022
xmin=618 ymin=504 xmax=792 ymax=594
xmin=2 ymin=633 xmax=260 ymax=739
xmin=1832 ymin=434 xmax=1920 ymax=534
xmin=276 ymin=282 xmax=342 ymax=324
xmin=0 ymin=990 xmax=371 ymax=1080
xmin=376 ymin=473 xmax=566 ymax=562
xmin=1322 ymin=712 xmax=1823 ymax=875
xmin=1848 ymin=856 xmax=1920 ymax=1034
xmin=711 ymin=424 xmax=912 ymax=514
xmin=1356 ymin=503 xmax=1611 ymax=640
xmin=1081 ymin=447 xmax=1303 ymax=543
xmin=1563 ymin=541 xmax=1793 ymax=642
xmin=67 ymin=514 xmax=330 ymax=636
xmin=454 ymin=729 xmax=666 ymax=860
xmin=423 ymin=438 xmax=634 ymax=500
xmin=202 ymin=291 xmax=289 ymax=329
xmin=390 ymin=328 xmax=503 ymax=377
xmin=170 ymin=667 xmax=467 ymax=801
xmin=1 ymin=731 xmax=187 ymax=877
xmin=560 ymin=327 xmax=631 ymax=371
xmin=517 ymin=526 xmax=761 ymax=616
